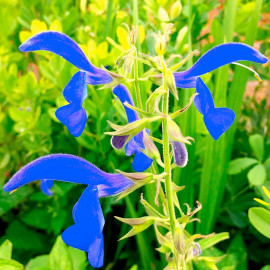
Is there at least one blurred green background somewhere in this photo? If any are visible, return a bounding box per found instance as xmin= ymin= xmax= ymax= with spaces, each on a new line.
xmin=0 ymin=0 xmax=269 ymax=269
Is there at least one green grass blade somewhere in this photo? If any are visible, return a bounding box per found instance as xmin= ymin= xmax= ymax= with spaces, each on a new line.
xmin=197 ymin=0 xmax=237 ymax=234
xmin=197 ymin=0 xmax=263 ymax=234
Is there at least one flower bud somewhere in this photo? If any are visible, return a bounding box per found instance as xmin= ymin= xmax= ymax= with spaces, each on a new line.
xmin=167 ymin=118 xmax=192 ymax=144
xmin=154 ymin=32 xmax=167 ymax=56
xmin=171 ymin=141 xmax=188 ymax=167
xmin=146 ymin=86 xmax=166 ymax=114
xmin=106 ymin=118 xmax=151 ymax=137
xmin=142 ymin=130 xmax=164 ymax=167
xmin=170 ymin=1 xmax=182 ymax=20
xmin=164 ymin=69 xmax=178 ymax=100
xmin=174 ymin=225 xmax=185 ymax=254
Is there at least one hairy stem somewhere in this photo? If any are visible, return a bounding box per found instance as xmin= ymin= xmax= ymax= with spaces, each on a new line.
xmin=162 ymin=86 xmax=176 ymax=233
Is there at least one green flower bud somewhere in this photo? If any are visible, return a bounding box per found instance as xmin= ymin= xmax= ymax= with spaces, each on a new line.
xmin=170 ymin=1 xmax=182 ymax=20
xmin=164 ymin=69 xmax=178 ymax=100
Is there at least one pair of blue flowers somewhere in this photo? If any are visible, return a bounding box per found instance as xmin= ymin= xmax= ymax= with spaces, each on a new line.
xmin=4 ymin=31 xmax=267 ymax=268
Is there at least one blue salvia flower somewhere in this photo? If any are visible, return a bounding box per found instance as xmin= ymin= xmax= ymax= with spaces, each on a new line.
xmin=173 ymin=43 xmax=268 ymax=140
xmin=111 ymin=84 xmax=153 ymax=172
xmin=3 ymin=154 xmax=132 ymax=268
xmin=19 ymin=31 xmax=112 ymax=137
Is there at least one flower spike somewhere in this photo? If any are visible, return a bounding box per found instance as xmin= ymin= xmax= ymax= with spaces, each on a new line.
xmin=19 ymin=31 xmax=113 ymax=137
xmin=111 ymin=84 xmax=153 ymax=172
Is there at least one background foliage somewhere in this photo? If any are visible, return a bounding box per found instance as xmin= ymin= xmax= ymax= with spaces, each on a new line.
xmin=0 ymin=0 xmax=269 ymax=269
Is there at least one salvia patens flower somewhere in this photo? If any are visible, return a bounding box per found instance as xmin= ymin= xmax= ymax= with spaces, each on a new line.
xmin=3 ymin=154 xmax=132 ymax=268
xmin=19 ymin=31 xmax=112 ymax=137
xmin=173 ymin=43 xmax=268 ymax=140
xmin=111 ymin=84 xmax=153 ymax=172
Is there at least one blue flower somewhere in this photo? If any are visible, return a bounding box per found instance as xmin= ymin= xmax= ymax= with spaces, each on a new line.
xmin=111 ymin=84 xmax=153 ymax=172
xmin=3 ymin=154 xmax=132 ymax=268
xmin=173 ymin=43 xmax=268 ymax=140
xmin=19 ymin=31 xmax=112 ymax=137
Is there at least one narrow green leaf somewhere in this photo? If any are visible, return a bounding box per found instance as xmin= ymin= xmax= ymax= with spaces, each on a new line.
xmin=198 ymin=232 xmax=229 ymax=251
xmin=248 ymin=207 xmax=270 ymax=238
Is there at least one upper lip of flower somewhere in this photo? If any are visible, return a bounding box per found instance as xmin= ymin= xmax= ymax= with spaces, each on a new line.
xmin=3 ymin=153 xmax=133 ymax=196
xmin=19 ymin=31 xmax=113 ymax=137
xmin=174 ymin=42 xmax=268 ymax=81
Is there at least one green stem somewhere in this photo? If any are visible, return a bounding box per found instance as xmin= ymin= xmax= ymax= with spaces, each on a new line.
xmin=105 ymin=0 xmax=113 ymax=37
xmin=134 ymin=49 xmax=143 ymax=110
xmin=162 ymin=87 xmax=176 ymax=234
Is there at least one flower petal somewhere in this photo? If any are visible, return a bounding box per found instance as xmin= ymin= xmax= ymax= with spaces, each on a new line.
xmin=62 ymin=187 xmax=107 ymax=268
xmin=88 ymin=234 xmax=104 ymax=268
xmin=3 ymin=154 xmax=132 ymax=194
xmin=176 ymin=43 xmax=268 ymax=79
xmin=97 ymin=173 xmax=133 ymax=197
xmin=72 ymin=186 xmax=104 ymax=227
xmin=171 ymin=141 xmax=188 ymax=167
xmin=194 ymin=77 xmax=215 ymax=115
xmin=132 ymin=150 xmax=153 ymax=172
xmin=40 ymin=180 xmax=54 ymax=196
xmin=203 ymin=108 xmax=235 ymax=140
xmin=19 ymin=31 xmax=109 ymax=79
xmin=62 ymin=187 xmax=103 ymax=253
xmin=111 ymin=135 xmax=129 ymax=150
xmin=112 ymin=84 xmax=138 ymax=123
xmin=86 ymin=71 xmax=112 ymax=86
xmin=174 ymin=76 xmax=196 ymax=89
xmin=55 ymin=104 xmax=87 ymax=137
xmin=125 ymin=137 xmax=138 ymax=156
xmin=63 ymin=71 xmax=87 ymax=105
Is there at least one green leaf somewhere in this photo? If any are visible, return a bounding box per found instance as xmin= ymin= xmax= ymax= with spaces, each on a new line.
xmin=67 ymin=247 xmax=87 ymax=270
xmin=0 ymin=240 xmax=12 ymax=259
xmin=198 ymin=232 xmax=229 ymax=251
xmin=211 ymin=18 xmax=223 ymax=44
xmin=249 ymin=134 xmax=264 ymax=162
xmin=20 ymin=208 xmax=51 ymax=230
xmin=49 ymin=236 xmax=73 ymax=270
xmin=0 ymin=153 xmax=10 ymax=169
xmin=228 ymin=158 xmax=258 ymax=175
xmin=261 ymin=266 xmax=270 ymax=270
xmin=264 ymin=157 xmax=270 ymax=180
xmin=248 ymin=207 xmax=270 ymax=238
xmin=247 ymin=164 xmax=266 ymax=186
xmin=26 ymin=255 xmax=51 ymax=270
xmin=0 ymin=185 xmax=33 ymax=216
xmin=5 ymin=220 xmax=47 ymax=252
xmin=0 ymin=259 xmax=23 ymax=270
